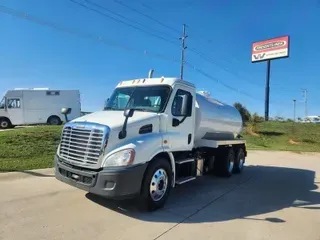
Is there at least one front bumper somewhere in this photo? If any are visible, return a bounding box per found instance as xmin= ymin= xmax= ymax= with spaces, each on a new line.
xmin=54 ymin=155 xmax=148 ymax=199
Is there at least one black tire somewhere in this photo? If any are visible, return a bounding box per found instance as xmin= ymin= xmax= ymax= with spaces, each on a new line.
xmin=233 ymin=148 xmax=245 ymax=173
xmin=215 ymin=148 xmax=235 ymax=178
xmin=139 ymin=158 xmax=172 ymax=211
xmin=47 ymin=116 xmax=61 ymax=125
xmin=0 ymin=118 xmax=11 ymax=129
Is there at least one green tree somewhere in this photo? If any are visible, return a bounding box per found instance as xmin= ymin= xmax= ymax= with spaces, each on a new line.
xmin=233 ymin=102 xmax=251 ymax=123
xmin=251 ymin=112 xmax=264 ymax=123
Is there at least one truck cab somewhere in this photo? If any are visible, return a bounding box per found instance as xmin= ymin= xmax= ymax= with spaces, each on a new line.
xmin=0 ymin=90 xmax=24 ymax=128
xmin=55 ymin=76 xmax=246 ymax=211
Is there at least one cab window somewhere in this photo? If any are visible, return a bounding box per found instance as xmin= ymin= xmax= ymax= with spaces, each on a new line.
xmin=7 ymin=99 xmax=21 ymax=109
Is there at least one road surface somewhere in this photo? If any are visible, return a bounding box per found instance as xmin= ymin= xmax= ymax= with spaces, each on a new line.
xmin=1 ymin=151 xmax=320 ymax=240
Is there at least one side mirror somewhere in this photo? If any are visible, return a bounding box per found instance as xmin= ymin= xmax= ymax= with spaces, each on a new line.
xmin=175 ymin=95 xmax=189 ymax=116
xmin=61 ymin=107 xmax=72 ymax=123
xmin=124 ymin=108 xmax=134 ymax=118
xmin=61 ymin=107 xmax=71 ymax=115
xmin=180 ymin=95 xmax=189 ymax=116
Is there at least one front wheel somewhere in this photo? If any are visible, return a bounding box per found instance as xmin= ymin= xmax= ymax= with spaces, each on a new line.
xmin=139 ymin=158 xmax=172 ymax=211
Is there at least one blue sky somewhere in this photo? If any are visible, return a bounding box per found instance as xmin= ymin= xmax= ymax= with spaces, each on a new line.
xmin=0 ymin=0 xmax=319 ymax=118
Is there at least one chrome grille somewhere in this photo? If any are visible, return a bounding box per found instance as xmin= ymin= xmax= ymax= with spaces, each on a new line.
xmin=59 ymin=122 xmax=109 ymax=165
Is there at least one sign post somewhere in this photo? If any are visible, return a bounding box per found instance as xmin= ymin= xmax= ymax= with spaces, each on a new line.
xmin=265 ymin=60 xmax=271 ymax=121
xmin=251 ymin=36 xmax=290 ymax=121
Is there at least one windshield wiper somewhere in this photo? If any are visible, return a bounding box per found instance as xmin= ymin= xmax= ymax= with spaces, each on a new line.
xmin=133 ymin=108 xmax=156 ymax=112
xmin=129 ymin=108 xmax=146 ymax=112
xmin=104 ymin=106 xmax=119 ymax=110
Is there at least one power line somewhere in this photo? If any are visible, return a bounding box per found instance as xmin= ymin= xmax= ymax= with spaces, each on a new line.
xmin=184 ymin=61 xmax=262 ymax=101
xmin=185 ymin=61 xmax=293 ymax=107
xmin=84 ymin=0 xmax=179 ymax=40
xmin=113 ymin=0 xmax=180 ymax=34
xmin=187 ymin=46 xmax=263 ymax=88
xmin=139 ymin=2 xmax=158 ymax=12
xmin=0 ymin=4 xmax=292 ymax=107
xmin=136 ymin=2 xmax=244 ymax=63
xmin=69 ymin=0 xmax=178 ymax=45
xmin=132 ymin=2 xmax=270 ymax=87
xmin=113 ymin=0 xmax=268 ymax=89
xmin=0 ymin=5 xmax=179 ymax=63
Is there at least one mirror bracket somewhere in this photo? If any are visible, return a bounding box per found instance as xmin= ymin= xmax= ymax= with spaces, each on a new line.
xmin=119 ymin=109 xmax=134 ymax=139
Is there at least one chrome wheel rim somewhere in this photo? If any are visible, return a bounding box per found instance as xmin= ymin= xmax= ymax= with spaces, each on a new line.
xmin=149 ymin=168 xmax=168 ymax=202
xmin=228 ymin=160 xmax=234 ymax=173
xmin=239 ymin=158 xmax=244 ymax=169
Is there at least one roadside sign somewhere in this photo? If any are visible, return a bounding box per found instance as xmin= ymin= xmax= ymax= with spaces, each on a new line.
xmin=251 ymin=36 xmax=290 ymax=63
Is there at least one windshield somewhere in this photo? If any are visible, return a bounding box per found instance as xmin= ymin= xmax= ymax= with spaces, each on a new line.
xmin=104 ymin=85 xmax=171 ymax=113
xmin=0 ymin=97 xmax=5 ymax=109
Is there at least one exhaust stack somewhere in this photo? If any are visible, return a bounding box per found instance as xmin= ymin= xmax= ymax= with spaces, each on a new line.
xmin=148 ymin=69 xmax=154 ymax=78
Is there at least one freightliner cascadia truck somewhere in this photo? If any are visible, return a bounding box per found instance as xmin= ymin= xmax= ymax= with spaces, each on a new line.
xmin=54 ymin=73 xmax=246 ymax=211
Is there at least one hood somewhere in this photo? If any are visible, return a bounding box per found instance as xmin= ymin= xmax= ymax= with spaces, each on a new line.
xmin=71 ymin=110 xmax=159 ymax=129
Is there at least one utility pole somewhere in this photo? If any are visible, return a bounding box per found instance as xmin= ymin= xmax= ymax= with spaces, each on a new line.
xmin=180 ymin=24 xmax=187 ymax=80
xmin=293 ymin=99 xmax=296 ymax=122
xmin=302 ymin=89 xmax=308 ymax=119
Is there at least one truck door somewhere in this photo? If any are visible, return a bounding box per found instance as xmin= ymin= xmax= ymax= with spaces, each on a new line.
xmin=166 ymin=85 xmax=195 ymax=151
xmin=7 ymin=98 xmax=24 ymax=125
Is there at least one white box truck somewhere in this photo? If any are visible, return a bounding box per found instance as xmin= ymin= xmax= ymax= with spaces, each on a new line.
xmin=0 ymin=88 xmax=81 ymax=129
xmin=54 ymin=75 xmax=246 ymax=211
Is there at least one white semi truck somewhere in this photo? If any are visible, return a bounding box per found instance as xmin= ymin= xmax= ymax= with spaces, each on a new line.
xmin=54 ymin=75 xmax=246 ymax=211
xmin=0 ymin=88 xmax=81 ymax=129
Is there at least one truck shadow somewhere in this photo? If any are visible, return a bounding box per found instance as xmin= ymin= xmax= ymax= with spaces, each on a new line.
xmin=86 ymin=165 xmax=320 ymax=223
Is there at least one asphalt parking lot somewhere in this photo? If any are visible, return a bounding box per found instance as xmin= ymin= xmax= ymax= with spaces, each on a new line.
xmin=1 ymin=150 xmax=320 ymax=240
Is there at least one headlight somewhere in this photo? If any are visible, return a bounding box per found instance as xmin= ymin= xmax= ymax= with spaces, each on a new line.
xmin=103 ymin=149 xmax=135 ymax=167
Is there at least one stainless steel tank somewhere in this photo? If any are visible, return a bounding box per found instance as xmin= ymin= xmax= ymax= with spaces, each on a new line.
xmin=194 ymin=91 xmax=243 ymax=141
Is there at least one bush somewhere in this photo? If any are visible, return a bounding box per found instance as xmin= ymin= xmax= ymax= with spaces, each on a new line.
xmin=251 ymin=113 xmax=264 ymax=123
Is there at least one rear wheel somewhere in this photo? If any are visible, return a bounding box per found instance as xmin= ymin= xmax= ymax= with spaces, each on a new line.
xmin=47 ymin=116 xmax=61 ymax=125
xmin=139 ymin=158 xmax=172 ymax=211
xmin=215 ymin=148 xmax=235 ymax=177
xmin=233 ymin=148 xmax=245 ymax=173
xmin=0 ymin=118 xmax=11 ymax=129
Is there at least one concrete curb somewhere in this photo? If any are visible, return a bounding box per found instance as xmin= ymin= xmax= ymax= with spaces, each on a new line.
xmin=0 ymin=168 xmax=54 ymax=182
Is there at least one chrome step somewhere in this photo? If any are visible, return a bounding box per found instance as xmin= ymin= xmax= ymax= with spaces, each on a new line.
xmin=176 ymin=176 xmax=196 ymax=185
xmin=175 ymin=158 xmax=195 ymax=165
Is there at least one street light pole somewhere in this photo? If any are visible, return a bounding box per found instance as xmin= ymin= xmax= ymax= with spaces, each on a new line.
xmin=293 ymin=99 xmax=296 ymax=122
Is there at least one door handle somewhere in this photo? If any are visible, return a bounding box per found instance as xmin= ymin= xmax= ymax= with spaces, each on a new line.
xmin=188 ymin=134 xmax=192 ymax=144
